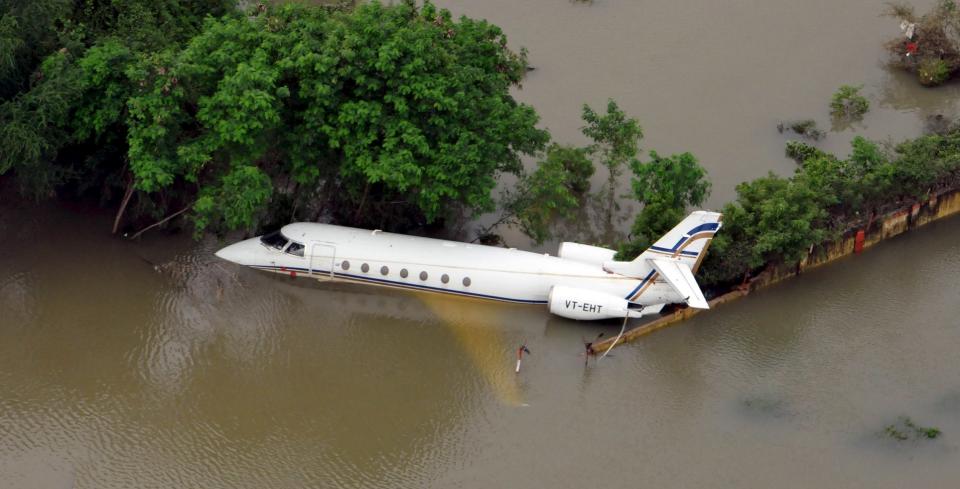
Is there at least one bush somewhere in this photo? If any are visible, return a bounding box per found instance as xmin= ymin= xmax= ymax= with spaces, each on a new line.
xmin=699 ymin=129 xmax=960 ymax=289
xmin=830 ymin=85 xmax=870 ymax=120
xmin=777 ymin=119 xmax=825 ymax=140
xmin=884 ymin=1 xmax=960 ymax=86
xmin=918 ymin=57 xmax=951 ymax=85
xmin=785 ymin=140 xmax=826 ymax=164
xmin=883 ymin=416 xmax=942 ymax=441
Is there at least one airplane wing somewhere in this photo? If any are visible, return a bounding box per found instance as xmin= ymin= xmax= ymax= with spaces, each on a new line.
xmin=648 ymin=258 xmax=709 ymax=309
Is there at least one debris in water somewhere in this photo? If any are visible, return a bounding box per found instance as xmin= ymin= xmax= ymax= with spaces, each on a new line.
xmin=515 ymin=342 xmax=531 ymax=373
xmin=581 ymin=332 xmax=603 ymax=365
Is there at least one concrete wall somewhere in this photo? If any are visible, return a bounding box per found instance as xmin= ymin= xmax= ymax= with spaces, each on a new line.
xmin=592 ymin=187 xmax=960 ymax=352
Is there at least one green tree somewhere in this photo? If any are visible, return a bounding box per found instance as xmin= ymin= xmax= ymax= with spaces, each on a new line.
xmin=698 ymin=173 xmax=828 ymax=287
xmin=830 ymin=85 xmax=869 ymax=120
xmin=0 ymin=0 xmax=234 ymax=217
xmin=493 ymin=143 xmax=593 ymax=244
xmin=581 ymin=99 xmax=643 ymax=227
xmin=0 ymin=0 xmax=72 ymax=100
xmin=125 ymin=1 xmax=548 ymax=234
xmin=0 ymin=50 xmax=84 ymax=197
xmin=617 ymin=151 xmax=710 ymax=259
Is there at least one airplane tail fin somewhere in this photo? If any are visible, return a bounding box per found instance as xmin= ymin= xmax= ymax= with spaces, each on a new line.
xmin=604 ymin=211 xmax=721 ymax=309
xmin=638 ymin=210 xmax=722 ymax=273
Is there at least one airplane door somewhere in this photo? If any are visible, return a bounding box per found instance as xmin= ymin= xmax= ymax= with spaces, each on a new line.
xmin=309 ymin=242 xmax=336 ymax=278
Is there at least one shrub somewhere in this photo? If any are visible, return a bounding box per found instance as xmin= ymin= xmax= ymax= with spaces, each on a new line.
xmin=777 ymin=119 xmax=824 ymax=140
xmin=918 ymin=57 xmax=951 ymax=85
xmin=884 ymin=1 xmax=960 ymax=86
xmin=830 ymin=85 xmax=870 ymax=120
xmin=884 ymin=416 xmax=942 ymax=441
xmin=785 ymin=140 xmax=826 ymax=164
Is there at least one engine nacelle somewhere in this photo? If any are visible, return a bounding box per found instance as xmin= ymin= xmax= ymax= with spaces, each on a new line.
xmin=548 ymin=286 xmax=642 ymax=320
xmin=557 ymin=242 xmax=617 ymax=266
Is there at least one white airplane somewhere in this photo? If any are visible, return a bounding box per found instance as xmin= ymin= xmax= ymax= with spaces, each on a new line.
xmin=215 ymin=211 xmax=722 ymax=321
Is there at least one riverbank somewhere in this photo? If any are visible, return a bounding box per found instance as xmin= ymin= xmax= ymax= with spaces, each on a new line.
xmin=592 ymin=186 xmax=960 ymax=352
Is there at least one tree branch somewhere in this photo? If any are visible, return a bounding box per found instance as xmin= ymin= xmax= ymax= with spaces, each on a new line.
xmin=127 ymin=202 xmax=194 ymax=240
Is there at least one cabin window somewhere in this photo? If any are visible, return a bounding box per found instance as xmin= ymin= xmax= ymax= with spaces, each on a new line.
xmin=419 ymin=271 xmax=428 ymax=281
xmin=441 ymin=274 xmax=449 ymax=284
xmin=462 ymin=277 xmax=471 ymax=287
xmin=380 ymin=266 xmax=389 ymax=276
xmin=285 ymin=242 xmax=304 ymax=257
xmin=341 ymin=260 xmax=350 ymax=270
xmin=361 ymin=263 xmax=370 ymax=273
xmin=400 ymin=269 xmax=409 ymax=278
xmin=260 ymin=231 xmax=288 ymax=250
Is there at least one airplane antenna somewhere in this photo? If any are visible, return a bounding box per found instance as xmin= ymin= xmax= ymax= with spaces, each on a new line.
xmin=600 ymin=315 xmax=630 ymax=361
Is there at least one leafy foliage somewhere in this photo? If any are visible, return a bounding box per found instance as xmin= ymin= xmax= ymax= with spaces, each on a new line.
xmin=493 ymin=144 xmax=593 ymax=244
xmin=617 ymin=151 xmax=710 ymax=259
xmin=581 ymin=99 xmax=643 ymax=225
xmin=777 ymin=119 xmax=824 ymax=140
xmin=785 ymin=140 xmax=827 ymax=164
xmin=918 ymin=57 xmax=951 ymax=85
xmin=699 ymin=131 xmax=960 ymax=288
xmin=830 ymin=85 xmax=870 ymax=120
xmin=885 ymin=1 xmax=960 ymax=86
xmin=162 ymin=1 xmax=543 ymax=232
xmin=0 ymin=0 xmax=548 ymax=237
xmin=884 ymin=416 xmax=942 ymax=441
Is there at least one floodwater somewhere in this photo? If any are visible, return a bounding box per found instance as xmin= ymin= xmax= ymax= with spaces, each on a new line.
xmin=442 ymin=0 xmax=960 ymax=244
xmin=3 ymin=0 xmax=960 ymax=487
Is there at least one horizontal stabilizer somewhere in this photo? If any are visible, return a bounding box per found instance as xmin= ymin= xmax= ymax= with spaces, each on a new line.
xmin=649 ymin=258 xmax=709 ymax=309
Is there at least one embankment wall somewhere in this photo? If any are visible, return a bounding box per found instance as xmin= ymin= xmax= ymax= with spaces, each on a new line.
xmin=591 ymin=188 xmax=960 ymax=352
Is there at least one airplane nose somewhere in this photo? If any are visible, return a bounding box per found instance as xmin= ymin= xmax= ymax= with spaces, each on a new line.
xmin=215 ymin=239 xmax=258 ymax=266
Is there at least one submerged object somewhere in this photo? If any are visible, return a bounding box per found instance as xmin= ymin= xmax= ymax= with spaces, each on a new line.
xmin=216 ymin=212 xmax=722 ymax=321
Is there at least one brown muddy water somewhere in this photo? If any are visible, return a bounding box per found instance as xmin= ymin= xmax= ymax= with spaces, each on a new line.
xmin=444 ymin=0 xmax=960 ymax=245
xmin=4 ymin=195 xmax=960 ymax=489
xmin=3 ymin=0 xmax=960 ymax=487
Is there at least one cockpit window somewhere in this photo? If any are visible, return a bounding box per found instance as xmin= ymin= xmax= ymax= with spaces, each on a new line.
xmin=260 ymin=231 xmax=288 ymax=250
xmin=285 ymin=242 xmax=304 ymax=257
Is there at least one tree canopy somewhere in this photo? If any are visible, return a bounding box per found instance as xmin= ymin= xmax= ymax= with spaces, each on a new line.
xmin=617 ymin=151 xmax=711 ymax=259
xmin=581 ymin=99 xmax=643 ymax=228
xmin=1 ymin=0 xmax=548 ymax=236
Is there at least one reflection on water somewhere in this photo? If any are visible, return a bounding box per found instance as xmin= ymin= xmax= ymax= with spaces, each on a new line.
xmin=417 ymin=294 xmax=527 ymax=406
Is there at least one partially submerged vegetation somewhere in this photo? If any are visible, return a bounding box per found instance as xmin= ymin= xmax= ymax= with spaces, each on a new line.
xmin=883 ymin=416 xmax=942 ymax=441
xmin=885 ymin=1 xmax=960 ymax=86
xmin=0 ymin=1 xmax=549 ymax=236
xmin=694 ymin=129 xmax=960 ymax=289
xmin=777 ymin=119 xmax=825 ymax=140
xmin=3 ymin=0 xmax=960 ymax=284
xmin=830 ymin=85 xmax=870 ymax=121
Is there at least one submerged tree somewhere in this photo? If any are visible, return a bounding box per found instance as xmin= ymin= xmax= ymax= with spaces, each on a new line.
xmin=483 ymin=143 xmax=593 ymax=245
xmin=616 ymin=151 xmax=710 ymax=260
xmin=830 ymin=85 xmax=870 ymax=121
xmin=0 ymin=1 xmax=550 ymax=237
xmin=581 ymin=99 xmax=643 ymax=229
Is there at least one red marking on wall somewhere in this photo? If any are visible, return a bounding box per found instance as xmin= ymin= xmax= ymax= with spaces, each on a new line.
xmin=854 ymin=230 xmax=865 ymax=254
xmin=290 ymin=270 xmax=297 ymax=278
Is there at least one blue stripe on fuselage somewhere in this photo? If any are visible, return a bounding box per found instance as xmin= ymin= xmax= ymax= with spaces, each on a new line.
xmin=648 ymin=223 xmax=719 ymax=255
xmin=623 ymin=269 xmax=656 ymax=301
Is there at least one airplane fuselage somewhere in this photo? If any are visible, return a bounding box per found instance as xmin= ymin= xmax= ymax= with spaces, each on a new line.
xmin=216 ymin=222 xmax=674 ymax=306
